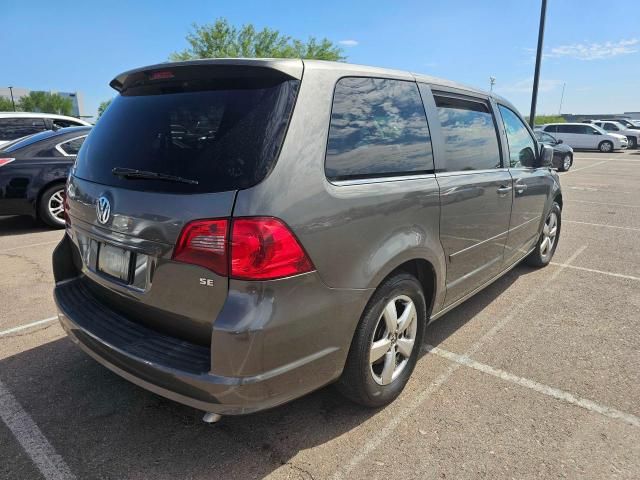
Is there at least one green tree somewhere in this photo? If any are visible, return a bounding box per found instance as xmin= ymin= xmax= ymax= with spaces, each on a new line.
xmin=97 ymin=99 xmax=112 ymax=118
xmin=170 ymin=19 xmax=345 ymax=61
xmin=18 ymin=91 xmax=73 ymax=115
xmin=0 ymin=96 xmax=15 ymax=111
xmin=526 ymin=115 xmax=567 ymax=126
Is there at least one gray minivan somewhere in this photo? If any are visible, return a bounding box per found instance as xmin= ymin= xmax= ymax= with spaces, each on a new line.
xmin=53 ymin=59 xmax=561 ymax=420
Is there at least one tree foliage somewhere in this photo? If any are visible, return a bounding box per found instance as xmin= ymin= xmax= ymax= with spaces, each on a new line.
xmin=0 ymin=96 xmax=15 ymax=111
xmin=17 ymin=91 xmax=73 ymax=115
xmin=527 ymin=115 xmax=567 ymax=125
xmin=97 ymin=99 xmax=112 ymax=118
xmin=170 ymin=19 xmax=346 ymax=61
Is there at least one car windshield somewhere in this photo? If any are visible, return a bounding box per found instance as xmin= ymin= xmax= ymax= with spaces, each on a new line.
xmin=591 ymin=125 xmax=608 ymax=134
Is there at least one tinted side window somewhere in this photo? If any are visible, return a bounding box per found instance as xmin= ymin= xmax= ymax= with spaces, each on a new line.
xmin=544 ymin=125 xmax=558 ymax=133
xmin=603 ymin=123 xmax=617 ymax=131
xmin=0 ymin=118 xmax=47 ymax=140
xmin=325 ymin=77 xmax=433 ymax=181
xmin=435 ymin=95 xmax=501 ymax=171
xmin=53 ymin=119 xmax=81 ymax=129
xmin=58 ymin=136 xmax=86 ymax=156
xmin=557 ymin=124 xmax=584 ymax=134
xmin=498 ymin=105 xmax=537 ymax=168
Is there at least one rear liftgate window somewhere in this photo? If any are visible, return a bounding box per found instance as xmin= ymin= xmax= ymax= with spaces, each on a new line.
xmin=325 ymin=77 xmax=434 ymax=181
xmin=74 ymin=71 xmax=299 ymax=193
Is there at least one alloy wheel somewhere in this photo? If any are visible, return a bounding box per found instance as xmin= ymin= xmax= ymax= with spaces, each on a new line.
xmin=48 ymin=189 xmax=65 ymax=225
xmin=540 ymin=211 xmax=558 ymax=261
xmin=563 ymin=155 xmax=571 ymax=171
xmin=369 ymin=295 xmax=418 ymax=386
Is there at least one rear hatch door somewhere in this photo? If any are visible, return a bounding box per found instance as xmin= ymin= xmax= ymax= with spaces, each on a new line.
xmin=66 ymin=61 xmax=301 ymax=346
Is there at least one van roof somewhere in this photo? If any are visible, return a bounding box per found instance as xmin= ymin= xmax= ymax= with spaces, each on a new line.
xmin=110 ymin=57 xmax=508 ymax=103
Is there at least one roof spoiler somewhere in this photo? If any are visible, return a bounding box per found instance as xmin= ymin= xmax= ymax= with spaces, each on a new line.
xmin=110 ymin=58 xmax=304 ymax=92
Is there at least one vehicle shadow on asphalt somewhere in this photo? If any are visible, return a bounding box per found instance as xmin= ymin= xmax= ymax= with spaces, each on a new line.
xmin=0 ymin=216 xmax=52 ymax=237
xmin=0 ymin=265 xmax=536 ymax=478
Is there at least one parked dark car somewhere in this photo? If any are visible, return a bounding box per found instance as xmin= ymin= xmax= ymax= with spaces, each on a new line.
xmin=534 ymin=130 xmax=573 ymax=171
xmin=53 ymin=59 xmax=560 ymax=422
xmin=0 ymin=126 xmax=90 ymax=227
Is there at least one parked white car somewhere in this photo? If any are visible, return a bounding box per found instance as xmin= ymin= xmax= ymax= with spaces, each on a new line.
xmin=0 ymin=112 xmax=91 ymax=147
xmin=539 ymin=123 xmax=628 ymax=153
xmin=592 ymin=120 xmax=640 ymax=149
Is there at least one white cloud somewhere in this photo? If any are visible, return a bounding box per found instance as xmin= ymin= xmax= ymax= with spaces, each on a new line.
xmin=338 ymin=39 xmax=359 ymax=47
xmin=499 ymin=78 xmax=563 ymax=94
xmin=545 ymin=38 xmax=638 ymax=60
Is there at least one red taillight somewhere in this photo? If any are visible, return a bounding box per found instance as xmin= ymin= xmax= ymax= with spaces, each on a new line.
xmin=231 ymin=217 xmax=314 ymax=280
xmin=172 ymin=217 xmax=314 ymax=280
xmin=173 ymin=219 xmax=229 ymax=276
xmin=0 ymin=158 xmax=15 ymax=167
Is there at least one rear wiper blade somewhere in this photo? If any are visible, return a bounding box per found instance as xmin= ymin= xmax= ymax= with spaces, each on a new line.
xmin=112 ymin=167 xmax=198 ymax=185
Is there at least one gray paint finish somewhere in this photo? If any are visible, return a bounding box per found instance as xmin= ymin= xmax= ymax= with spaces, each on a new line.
xmin=54 ymin=58 xmax=561 ymax=415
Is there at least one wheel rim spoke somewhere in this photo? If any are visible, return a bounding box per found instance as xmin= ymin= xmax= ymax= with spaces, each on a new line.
xmin=396 ymin=301 xmax=415 ymax=334
xmin=370 ymin=338 xmax=392 ymax=363
xmin=540 ymin=236 xmax=550 ymax=255
xmin=381 ymin=347 xmax=396 ymax=384
xmin=396 ymin=337 xmax=414 ymax=358
xmin=383 ymin=301 xmax=398 ymax=332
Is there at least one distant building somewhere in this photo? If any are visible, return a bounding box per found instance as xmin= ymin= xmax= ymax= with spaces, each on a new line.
xmin=0 ymin=87 xmax=85 ymax=117
xmin=563 ymin=112 xmax=640 ymax=121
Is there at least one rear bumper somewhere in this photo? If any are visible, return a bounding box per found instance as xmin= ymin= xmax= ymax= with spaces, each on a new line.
xmin=54 ymin=238 xmax=370 ymax=415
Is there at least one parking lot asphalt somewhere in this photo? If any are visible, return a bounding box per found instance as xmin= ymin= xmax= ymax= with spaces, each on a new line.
xmin=1 ymin=150 xmax=639 ymax=480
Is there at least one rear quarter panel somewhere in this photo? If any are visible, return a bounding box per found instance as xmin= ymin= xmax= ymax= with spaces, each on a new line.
xmin=233 ymin=61 xmax=446 ymax=310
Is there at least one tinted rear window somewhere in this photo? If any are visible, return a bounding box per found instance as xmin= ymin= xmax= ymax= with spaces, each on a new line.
xmin=74 ymin=76 xmax=299 ymax=193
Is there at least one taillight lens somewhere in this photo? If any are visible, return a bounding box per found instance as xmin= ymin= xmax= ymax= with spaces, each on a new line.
xmin=173 ymin=219 xmax=229 ymax=276
xmin=172 ymin=217 xmax=314 ymax=280
xmin=0 ymin=158 xmax=15 ymax=167
xmin=231 ymin=217 xmax=314 ymax=280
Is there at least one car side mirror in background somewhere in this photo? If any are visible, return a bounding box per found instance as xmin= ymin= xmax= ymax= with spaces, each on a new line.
xmin=556 ymin=139 xmax=563 ymax=144
xmin=538 ymin=145 xmax=553 ymax=168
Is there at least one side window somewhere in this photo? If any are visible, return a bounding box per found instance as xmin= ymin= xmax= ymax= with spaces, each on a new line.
xmin=498 ymin=105 xmax=537 ymax=168
xmin=583 ymin=125 xmax=599 ymax=135
xmin=0 ymin=118 xmax=47 ymax=140
xmin=57 ymin=136 xmax=87 ymax=156
xmin=52 ymin=119 xmax=78 ymax=129
xmin=544 ymin=125 xmax=558 ymax=133
xmin=325 ymin=77 xmax=433 ymax=181
xmin=434 ymin=95 xmax=501 ymax=171
xmin=603 ymin=123 xmax=617 ymax=131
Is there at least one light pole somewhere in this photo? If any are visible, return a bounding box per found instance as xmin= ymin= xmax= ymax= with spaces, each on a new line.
xmin=489 ymin=77 xmax=496 ymax=93
xmin=558 ymin=83 xmax=566 ymax=115
xmin=529 ymin=0 xmax=547 ymax=127
xmin=8 ymin=86 xmax=16 ymax=112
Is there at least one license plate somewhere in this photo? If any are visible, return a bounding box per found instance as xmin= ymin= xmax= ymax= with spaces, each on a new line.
xmin=98 ymin=243 xmax=131 ymax=282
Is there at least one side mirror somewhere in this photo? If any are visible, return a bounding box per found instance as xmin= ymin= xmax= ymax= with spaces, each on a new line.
xmin=556 ymin=139 xmax=563 ymax=144
xmin=538 ymin=145 xmax=553 ymax=168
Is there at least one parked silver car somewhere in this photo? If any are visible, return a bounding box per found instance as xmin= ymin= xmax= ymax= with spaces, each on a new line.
xmin=53 ymin=59 xmax=561 ymax=420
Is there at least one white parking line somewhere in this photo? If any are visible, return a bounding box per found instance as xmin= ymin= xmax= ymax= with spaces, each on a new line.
xmin=564 ymin=220 xmax=640 ymax=231
xmin=0 ymin=380 xmax=76 ymax=480
xmin=427 ymin=346 xmax=640 ymax=428
xmin=0 ymin=317 xmax=58 ymax=337
xmin=562 ymin=160 xmax=608 ymax=175
xmin=332 ymin=246 xmax=587 ymax=479
xmin=0 ymin=240 xmax=59 ymax=255
xmin=550 ymin=262 xmax=640 ymax=282
xmin=568 ymin=199 xmax=640 ymax=208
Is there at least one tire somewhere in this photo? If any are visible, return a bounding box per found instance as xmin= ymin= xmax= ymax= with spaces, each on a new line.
xmin=628 ymin=136 xmax=638 ymax=149
xmin=558 ymin=153 xmax=572 ymax=172
xmin=525 ymin=202 xmax=561 ymax=268
xmin=337 ymin=272 xmax=426 ymax=408
xmin=38 ymin=184 xmax=66 ymax=228
xmin=598 ymin=141 xmax=613 ymax=153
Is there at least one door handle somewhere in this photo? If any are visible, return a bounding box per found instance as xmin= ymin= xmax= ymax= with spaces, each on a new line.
xmin=497 ymin=185 xmax=512 ymax=195
xmin=515 ymin=183 xmax=528 ymax=194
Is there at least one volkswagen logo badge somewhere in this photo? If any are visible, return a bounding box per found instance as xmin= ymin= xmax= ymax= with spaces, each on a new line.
xmin=96 ymin=196 xmax=111 ymax=225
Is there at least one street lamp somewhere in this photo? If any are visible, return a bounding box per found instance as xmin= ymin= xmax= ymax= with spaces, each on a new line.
xmin=529 ymin=0 xmax=547 ymax=127
xmin=489 ymin=77 xmax=496 ymax=93
xmin=8 ymin=86 xmax=16 ymax=112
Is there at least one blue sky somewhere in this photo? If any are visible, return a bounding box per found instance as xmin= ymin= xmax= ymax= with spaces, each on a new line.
xmin=2 ymin=0 xmax=638 ymax=118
